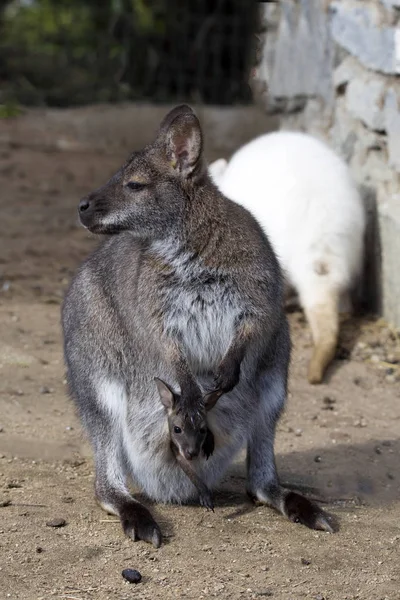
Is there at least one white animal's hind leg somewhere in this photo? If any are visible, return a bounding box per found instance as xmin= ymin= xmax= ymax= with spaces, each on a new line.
xmin=299 ymin=279 xmax=340 ymax=384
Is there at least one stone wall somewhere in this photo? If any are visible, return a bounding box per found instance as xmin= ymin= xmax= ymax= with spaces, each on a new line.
xmin=253 ymin=0 xmax=400 ymax=326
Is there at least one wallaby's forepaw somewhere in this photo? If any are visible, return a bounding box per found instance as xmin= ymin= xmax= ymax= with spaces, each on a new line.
xmin=119 ymin=502 xmax=162 ymax=548
xmin=199 ymin=490 xmax=214 ymax=512
xmin=284 ymin=491 xmax=335 ymax=533
xmin=202 ymin=428 xmax=215 ymax=460
xmin=180 ymin=386 xmax=203 ymax=413
xmin=214 ymin=361 xmax=240 ymax=394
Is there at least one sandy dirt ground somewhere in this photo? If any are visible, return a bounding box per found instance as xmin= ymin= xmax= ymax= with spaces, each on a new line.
xmin=0 ymin=135 xmax=399 ymax=600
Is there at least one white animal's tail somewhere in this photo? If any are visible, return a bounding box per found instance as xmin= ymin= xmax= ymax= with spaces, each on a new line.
xmin=298 ymin=276 xmax=340 ymax=384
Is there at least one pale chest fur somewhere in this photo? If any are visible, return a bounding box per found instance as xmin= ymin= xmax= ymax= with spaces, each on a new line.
xmin=152 ymin=241 xmax=244 ymax=372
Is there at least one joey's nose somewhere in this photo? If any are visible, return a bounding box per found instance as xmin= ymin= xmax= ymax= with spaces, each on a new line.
xmin=184 ymin=449 xmax=198 ymax=461
xmin=79 ymin=198 xmax=90 ymax=212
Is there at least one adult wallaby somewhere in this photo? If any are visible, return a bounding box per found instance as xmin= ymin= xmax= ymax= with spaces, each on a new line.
xmin=62 ymin=105 xmax=332 ymax=548
xmin=156 ymin=378 xmax=220 ymax=511
xmin=209 ymin=131 xmax=366 ymax=384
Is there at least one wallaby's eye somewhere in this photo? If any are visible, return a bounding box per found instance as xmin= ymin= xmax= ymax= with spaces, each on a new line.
xmin=173 ymin=426 xmax=182 ymax=434
xmin=199 ymin=427 xmax=206 ymax=434
xmin=126 ymin=181 xmax=146 ymax=191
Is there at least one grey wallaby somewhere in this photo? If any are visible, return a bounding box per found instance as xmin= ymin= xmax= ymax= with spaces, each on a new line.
xmin=155 ymin=378 xmax=221 ymax=511
xmin=62 ymin=105 xmax=333 ymax=549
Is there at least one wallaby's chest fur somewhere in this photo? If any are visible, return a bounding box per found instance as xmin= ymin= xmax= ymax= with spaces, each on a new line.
xmin=151 ymin=240 xmax=244 ymax=373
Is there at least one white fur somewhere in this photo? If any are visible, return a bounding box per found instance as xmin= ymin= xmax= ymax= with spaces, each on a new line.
xmin=209 ymin=131 xmax=365 ymax=319
xmin=96 ymin=377 xmax=246 ymax=504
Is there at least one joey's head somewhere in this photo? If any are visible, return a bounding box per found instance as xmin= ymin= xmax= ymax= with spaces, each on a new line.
xmin=155 ymin=378 xmax=221 ymax=461
xmin=78 ymin=105 xmax=208 ymax=238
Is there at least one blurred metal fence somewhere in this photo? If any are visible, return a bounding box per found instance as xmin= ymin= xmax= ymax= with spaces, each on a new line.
xmin=0 ymin=0 xmax=259 ymax=108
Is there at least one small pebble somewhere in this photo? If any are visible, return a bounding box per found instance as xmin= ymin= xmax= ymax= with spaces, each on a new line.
xmin=322 ymin=396 xmax=336 ymax=410
xmin=36 ymin=546 xmax=43 ymax=553
xmin=40 ymin=386 xmax=52 ymax=394
xmin=294 ymin=428 xmax=302 ymax=437
xmin=386 ymin=353 xmax=399 ymax=364
xmin=315 ymin=595 xmax=325 ymax=600
xmin=301 ymin=558 xmax=311 ymax=565
xmin=374 ymin=446 xmax=382 ymax=455
xmin=122 ymin=568 xmax=142 ymax=584
xmin=61 ymin=496 xmax=74 ymax=504
xmin=314 ymin=455 xmax=322 ymax=463
xmin=6 ymin=481 xmax=22 ymax=489
xmin=46 ymin=518 xmax=66 ymax=528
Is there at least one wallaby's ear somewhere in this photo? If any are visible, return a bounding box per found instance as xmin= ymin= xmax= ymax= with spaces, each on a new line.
xmin=203 ymin=389 xmax=224 ymax=412
xmin=158 ymin=104 xmax=195 ymax=133
xmin=154 ymin=377 xmax=176 ymax=409
xmin=157 ymin=104 xmax=203 ymax=178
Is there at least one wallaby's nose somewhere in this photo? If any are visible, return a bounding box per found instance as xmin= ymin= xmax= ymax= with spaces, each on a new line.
xmin=184 ymin=449 xmax=198 ymax=461
xmin=79 ymin=198 xmax=90 ymax=212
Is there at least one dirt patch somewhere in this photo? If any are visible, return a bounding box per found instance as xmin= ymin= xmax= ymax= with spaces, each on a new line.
xmin=0 ymin=127 xmax=399 ymax=600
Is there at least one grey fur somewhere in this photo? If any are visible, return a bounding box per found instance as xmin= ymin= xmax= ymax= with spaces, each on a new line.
xmin=62 ymin=105 xmax=333 ymax=548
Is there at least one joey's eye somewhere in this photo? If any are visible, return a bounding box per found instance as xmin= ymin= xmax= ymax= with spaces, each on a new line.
xmin=173 ymin=426 xmax=182 ymax=434
xmin=126 ymin=181 xmax=146 ymax=191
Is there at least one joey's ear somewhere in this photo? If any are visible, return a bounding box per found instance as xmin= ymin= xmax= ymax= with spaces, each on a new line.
xmin=203 ymin=389 xmax=224 ymax=412
xmin=154 ymin=378 xmax=176 ymax=409
xmin=157 ymin=105 xmax=203 ymax=177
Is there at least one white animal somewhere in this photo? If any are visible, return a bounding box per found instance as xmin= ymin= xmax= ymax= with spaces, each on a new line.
xmin=209 ymin=131 xmax=366 ymax=384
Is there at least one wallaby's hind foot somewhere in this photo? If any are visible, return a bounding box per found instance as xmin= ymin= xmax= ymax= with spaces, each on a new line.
xmin=119 ymin=501 xmax=162 ymax=548
xmin=248 ymin=487 xmax=335 ymax=533
xmin=304 ymin=290 xmax=339 ymax=384
xmin=96 ymin=488 xmax=162 ymax=548
xmin=284 ymin=491 xmax=334 ymax=532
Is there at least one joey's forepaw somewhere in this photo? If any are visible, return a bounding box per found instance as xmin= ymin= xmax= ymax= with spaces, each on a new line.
xmin=119 ymin=502 xmax=162 ymax=548
xmin=284 ymin=491 xmax=336 ymax=533
xmin=180 ymin=387 xmax=203 ymax=411
xmin=199 ymin=491 xmax=214 ymax=512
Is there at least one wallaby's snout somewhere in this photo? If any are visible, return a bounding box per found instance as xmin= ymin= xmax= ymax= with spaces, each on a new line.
xmin=77 ymin=175 xmax=123 ymax=233
xmin=78 ymin=194 xmax=94 ymax=227
xmin=78 ymin=187 xmax=108 ymax=231
xmin=183 ymin=448 xmax=198 ymax=461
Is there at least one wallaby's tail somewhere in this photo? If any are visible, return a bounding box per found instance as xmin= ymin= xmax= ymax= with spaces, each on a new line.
xmin=299 ymin=277 xmax=340 ymax=384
